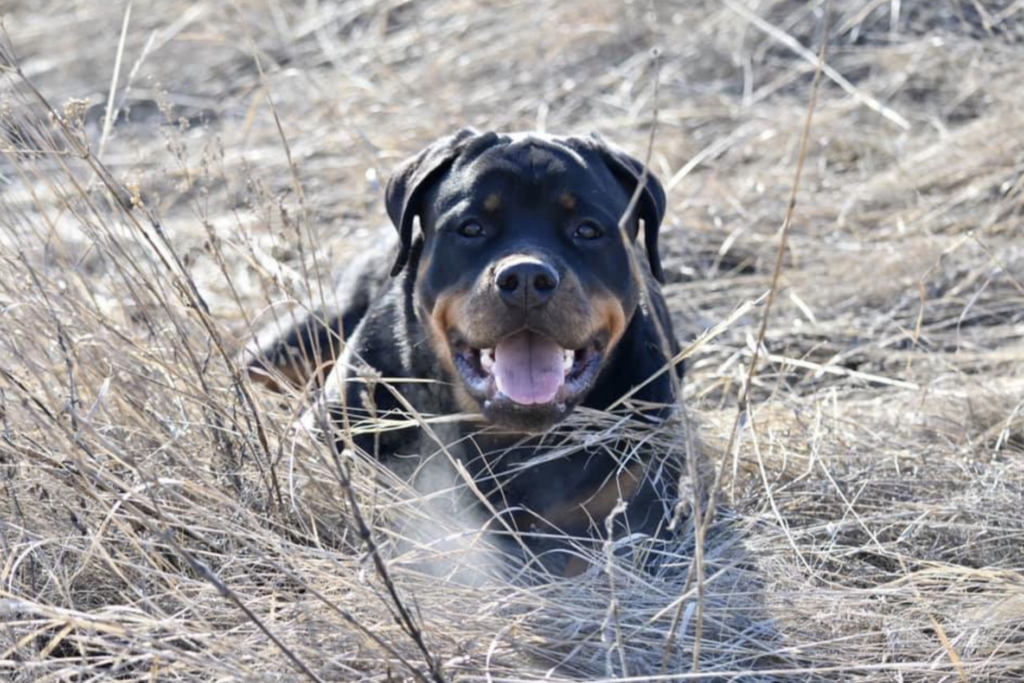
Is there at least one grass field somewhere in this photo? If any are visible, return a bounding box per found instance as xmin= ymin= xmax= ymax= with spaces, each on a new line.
xmin=2 ymin=1 xmax=1023 ymax=680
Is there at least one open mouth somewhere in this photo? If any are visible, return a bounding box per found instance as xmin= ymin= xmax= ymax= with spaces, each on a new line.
xmin=452 ymin=330 xmax=603 ymax=410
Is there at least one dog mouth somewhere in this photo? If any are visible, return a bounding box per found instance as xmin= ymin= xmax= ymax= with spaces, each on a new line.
xmin=452 ymin=330 xmax=603 ymax=411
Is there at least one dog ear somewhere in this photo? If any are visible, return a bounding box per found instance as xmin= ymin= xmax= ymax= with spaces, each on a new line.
xmin=588 ymin=133 xmax=668 ymax=283
xmin=385 ymin=128 xmax=479 ymax=276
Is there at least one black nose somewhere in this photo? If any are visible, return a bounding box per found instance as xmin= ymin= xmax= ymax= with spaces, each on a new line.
xmin=495 ymin=259 xmax=560 ymax=309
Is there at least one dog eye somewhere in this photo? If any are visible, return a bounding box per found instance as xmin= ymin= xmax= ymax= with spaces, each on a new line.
xmin=457 ymin=221 xmax=485 ymax=238
xmin=573 ymin=222 xmax=603 ymax=241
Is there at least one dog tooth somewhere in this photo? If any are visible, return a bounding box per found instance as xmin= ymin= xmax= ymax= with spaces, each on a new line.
xmin=480 ymin=348 xmax=494 ymax=371
xmin=563 ymin=349 xmax=574 ymax=373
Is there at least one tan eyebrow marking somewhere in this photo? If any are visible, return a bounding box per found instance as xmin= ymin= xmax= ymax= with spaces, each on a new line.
xmin=483 ymin=192 xmax=502 ymax=213
xmin=560 ymin=192 xmax=577 ymax=211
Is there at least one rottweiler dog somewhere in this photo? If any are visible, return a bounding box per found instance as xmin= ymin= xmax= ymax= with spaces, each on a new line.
xmin=244 ymin=130 xmax=683 ymax=574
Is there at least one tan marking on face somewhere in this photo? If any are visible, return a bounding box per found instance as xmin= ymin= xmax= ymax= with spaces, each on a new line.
xmin=483 ymin=192 xmax=502 ymax=213
xmin=452 ymin=383 xmax=482 ymax=414
xmin=429 ymin=301 xmax=483 ymax=413
xmin=424 ymin=290 xmax=463 ymax=379
xmin=560 ymin=192 xmax=577 ymax=211
xmin=592 ymin=293 xmax=629 ymax=357
xmin=415 ymin=249 xmax=447 ymax=366
xmin=417 ymin=252 xmax=484 ymax=412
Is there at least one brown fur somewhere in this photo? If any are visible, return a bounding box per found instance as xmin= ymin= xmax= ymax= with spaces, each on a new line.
xmin=539 ymin=460 xmax=646 ymax=530
xmin=246 ymin=361 xmax=309 ymax=393
xmin=591 ymin=292 xmax=629 ymax=356
xmin=547 ymin=460 xmax=647 ymax=577
xmin=425 ymin=288 xmax=468 ymax=380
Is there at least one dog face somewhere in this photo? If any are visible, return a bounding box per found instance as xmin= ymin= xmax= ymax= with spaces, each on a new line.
xmin=386 ymin=130 xmax=666 ymax=431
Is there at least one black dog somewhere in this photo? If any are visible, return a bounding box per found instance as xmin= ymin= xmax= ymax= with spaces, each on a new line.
xmin=245 ymin=130 xmax=683 ymax=574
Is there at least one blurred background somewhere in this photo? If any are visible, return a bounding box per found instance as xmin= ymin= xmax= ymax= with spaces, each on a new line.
xmin=2 ymin=1 xmax=1023 ymax=681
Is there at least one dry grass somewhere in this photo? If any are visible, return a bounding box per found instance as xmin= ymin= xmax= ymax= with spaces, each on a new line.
xmin=2 ymin=0 xmax=1024 ymax=680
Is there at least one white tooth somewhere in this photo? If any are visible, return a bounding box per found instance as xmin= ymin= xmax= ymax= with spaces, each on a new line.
xmin=563 ymin=349 xmax=574 ymax=374
xmin=480 ymin=348 xmax=495 ymax=371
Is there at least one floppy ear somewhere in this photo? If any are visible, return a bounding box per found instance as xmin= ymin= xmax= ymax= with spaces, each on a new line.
xmin=385 ymin=128 xmax=479 ymax=276
xmin=588 ymin=133 xmax=668 ymax=283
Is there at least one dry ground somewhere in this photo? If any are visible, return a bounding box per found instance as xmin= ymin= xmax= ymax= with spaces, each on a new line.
xmin=1 ymin=1 xmax=1023 ymax=681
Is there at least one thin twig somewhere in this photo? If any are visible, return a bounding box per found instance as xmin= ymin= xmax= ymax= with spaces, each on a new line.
xmin=97 ymin=0 xmax=132 ymax=160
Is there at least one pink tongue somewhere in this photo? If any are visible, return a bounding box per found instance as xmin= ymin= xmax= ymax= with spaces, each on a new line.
xmin=492 ymin=331 xmax=565 ymax=405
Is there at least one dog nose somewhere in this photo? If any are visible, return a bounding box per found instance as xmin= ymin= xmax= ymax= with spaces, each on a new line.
xmin=495 ymin=259 xmax=560 ymax=309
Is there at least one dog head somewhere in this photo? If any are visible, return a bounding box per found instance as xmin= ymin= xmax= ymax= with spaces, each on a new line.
xmin=386 ymin=129 xmax=666 ymax=431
